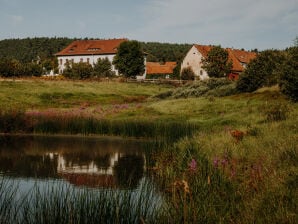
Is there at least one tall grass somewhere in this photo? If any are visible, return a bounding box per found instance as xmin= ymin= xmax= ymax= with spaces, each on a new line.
xmin=0 ymin=110 xmax=198 ymax=141
xmin=0 ymin=178 xmax=165 ymax=224
xmin=150 ymin=138 xmax=242 ymax=223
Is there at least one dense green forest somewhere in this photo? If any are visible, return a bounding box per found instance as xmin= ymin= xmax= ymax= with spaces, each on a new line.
xmin=140 ymin=42 xmax=191 ymax=62
xmin=0 ymin=37 xmax=74 ymax=62
xmin=0 ymin=37 xmax=191 ymax=63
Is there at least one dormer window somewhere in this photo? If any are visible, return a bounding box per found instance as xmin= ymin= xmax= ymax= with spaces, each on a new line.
xmin=88 ymin=48 xmax=101 ymax=51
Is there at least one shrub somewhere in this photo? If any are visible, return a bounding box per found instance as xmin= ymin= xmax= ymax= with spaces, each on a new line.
xmin=236 ymin=50 xmax=285 ymax=93
xmin=181 ymin=67 xmax=195 ymax=80
xmin=93 ymin=57 xmax=115 ymax=78
xmin=156 ymin=78 xmax=236 ymax=99
xmin=63 ymin=62 xmax=93 ymax=79
xmin=279 ymin=47 xmax=298 ymax=101
xmin=206 ymin=83 xmax=237 ymax=97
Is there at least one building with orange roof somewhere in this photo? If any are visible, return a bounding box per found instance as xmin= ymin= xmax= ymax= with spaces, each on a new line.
xmin=181 ymin=45 xmax=256 ymax=80
xmin=55 ymin=38 xmax=146 ymax=79
xmin=146 ymin=62 xmax=177 ymax=79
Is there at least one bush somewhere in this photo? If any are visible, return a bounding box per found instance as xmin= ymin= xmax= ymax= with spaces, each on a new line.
xmin=63 ymin=62 xmax=93 ymax=79
xmin=181 ymin=67 xmax=195 ymax=80
xmin=93 ymin=57 xmax=115 ymax=78
xmin=236 ymin=50 xmax=285 ymax=93
xmin=156 ymin=78 xmax=236 ymax=99
xmin=279 ymin=47 xmax=298 ymax=101
xmin=24 ymin=62 xmax=43 ymax=77
xmin=206 ymin=83 xmax=237 ymax=97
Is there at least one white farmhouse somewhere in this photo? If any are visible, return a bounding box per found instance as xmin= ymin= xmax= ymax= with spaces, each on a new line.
xmin=181 ymin=44 xmax=257 ymax=80
xmin=55 ymin=38 xmax=146 ymax=79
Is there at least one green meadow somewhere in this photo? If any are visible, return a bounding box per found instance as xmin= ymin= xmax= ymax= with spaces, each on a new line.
xmin=0 ymin=79 xmax=297 ymax=223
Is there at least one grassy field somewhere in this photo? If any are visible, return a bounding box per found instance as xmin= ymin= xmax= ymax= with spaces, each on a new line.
xmin=0 ymin=79 xmax=297 ymax=223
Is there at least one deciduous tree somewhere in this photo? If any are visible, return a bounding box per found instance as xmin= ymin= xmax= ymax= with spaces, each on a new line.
xmin=93 ymin=57 xmax=115 ymax=78
xmin=202 ymin=46 xmax=232 ymax=78
xmin=113 ymin=40 xmax=145 ymax=78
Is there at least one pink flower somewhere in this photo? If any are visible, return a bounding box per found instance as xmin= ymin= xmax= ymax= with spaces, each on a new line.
xmin=213 ymin=157 xmax=220 ymax=168
xmin=189 ymin=159 xmax=197 ymax=171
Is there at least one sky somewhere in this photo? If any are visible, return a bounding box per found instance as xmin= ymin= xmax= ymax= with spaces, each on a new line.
xmin=0 ymin=0 xmax=297 ymax=50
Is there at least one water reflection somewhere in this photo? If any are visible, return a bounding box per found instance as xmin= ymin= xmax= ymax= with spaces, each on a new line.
xmin=0 ymin=135 xmax=148 ymax=189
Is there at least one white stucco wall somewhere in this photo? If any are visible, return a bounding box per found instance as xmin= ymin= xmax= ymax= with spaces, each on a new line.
xmin=181 ymin=46 xmax=209 ymax=80
xmin=57 ymin=54 xmax=146 ymax=79
xmin=57 ymin=54 xmax=119 ymax=75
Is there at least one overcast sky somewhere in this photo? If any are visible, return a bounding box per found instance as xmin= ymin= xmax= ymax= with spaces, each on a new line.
xmin=0 ymin=0 xmax=297 ymax=50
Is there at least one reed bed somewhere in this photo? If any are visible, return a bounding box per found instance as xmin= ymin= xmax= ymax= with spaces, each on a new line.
xmin=0 ymin=177 xmax=165 ymax=224
xmin=0 ymin=109 xmax=198 ymax=142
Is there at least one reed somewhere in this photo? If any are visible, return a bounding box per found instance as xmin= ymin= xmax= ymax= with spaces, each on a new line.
xmin=0 ymin=178 xmax=165 ymax=224
xmin=0 ymin=110 xmax=199 ymax=141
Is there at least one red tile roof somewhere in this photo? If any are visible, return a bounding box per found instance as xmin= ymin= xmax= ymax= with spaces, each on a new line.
xmin=146 ymin=62 xmax=177 ymax=75
xmin=228 ymin=48 xmax=257 ymax=64
xmin=55 ymin=39 xmax=128 ymax=56
xmin=194 ymin=45 xmax=212 ymax=58
xmin=194 ymin=45 xmax=256 ymax=72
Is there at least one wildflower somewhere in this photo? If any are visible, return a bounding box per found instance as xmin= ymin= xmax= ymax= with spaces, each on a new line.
xmin=221 ymin=158 xmax=228 ymax=166
xmin=189 ymin=159 xmax=197 ymax=171
xmin=230 ymin=168 xmax=236 ymax=178
xmin=213 ymin=157 xmax=219 ymax=168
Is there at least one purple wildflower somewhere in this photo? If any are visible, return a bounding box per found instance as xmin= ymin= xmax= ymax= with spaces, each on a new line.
xmin=221 ymin=158 xmax=228 ymax=166
xmin=213 ymin=157 xmax=220 ymax=168
xmin=189 ymin=159 xmax=197 ymax=171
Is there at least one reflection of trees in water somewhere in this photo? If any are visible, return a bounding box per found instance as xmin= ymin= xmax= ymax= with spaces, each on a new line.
xmin=0 ymin=135 xmax=148 ymax=188
xmin=93 ymin=154 xmax=111 ymax=169
xmin=0 ymin=155 xmax=59 ymax=178
xmin=114 ymin=155 xmax=144 ymax=188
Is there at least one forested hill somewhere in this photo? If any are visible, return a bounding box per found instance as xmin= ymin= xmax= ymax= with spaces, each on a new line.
xmin=0 ymin=37 xmax=192 ymax=63
xmin=140 ymin=42 xmax=192 ymax=62
xmin=0 ymin=37 xmax=74 ymax=62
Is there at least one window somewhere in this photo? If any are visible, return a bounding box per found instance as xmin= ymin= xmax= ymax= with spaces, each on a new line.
xmin=87 ymin=58 xmax=90 ymax=64
xmin=80 ymin=58 xmax=83 ymax=62
xmin=87 ymin=48 xmax=100 ymax=51
xmin=60 ymin=59 xmax=63 ymax=65
xmin=71 ymin=59 xmax=74 ymax=63
xmin=200 ymin=70 xmax=203 ymax=76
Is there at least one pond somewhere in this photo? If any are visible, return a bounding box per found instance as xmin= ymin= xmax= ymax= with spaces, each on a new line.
xmin=0 ymin=135 xmax=165 ymax=223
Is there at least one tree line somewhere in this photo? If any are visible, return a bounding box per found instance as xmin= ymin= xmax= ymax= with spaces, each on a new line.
xmin=0 ymin=37 xmax=191 ymax=63
xmin=0 ymin=37 xmax=296 ymax=101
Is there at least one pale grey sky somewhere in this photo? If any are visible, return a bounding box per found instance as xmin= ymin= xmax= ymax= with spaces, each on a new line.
xmin=0 ymin=0 xmax=297 ymax=50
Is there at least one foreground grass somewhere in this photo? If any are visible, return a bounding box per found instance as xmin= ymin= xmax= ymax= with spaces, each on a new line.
xmin=0 ymin=79 xmax=297 ymax=223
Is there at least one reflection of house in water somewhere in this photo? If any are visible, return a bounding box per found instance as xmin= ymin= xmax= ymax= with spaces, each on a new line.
xmin=0 ymin=136 xmax=148 ymax=189
xmin=52 ymin=152 xmax=145 ymax=189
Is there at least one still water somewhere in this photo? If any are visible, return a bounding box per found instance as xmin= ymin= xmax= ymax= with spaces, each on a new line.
xmin=0 ymin=135 xmax=165 ymax=223
xmin=0 ymin=135 xmax=154 ymax=191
